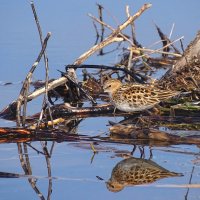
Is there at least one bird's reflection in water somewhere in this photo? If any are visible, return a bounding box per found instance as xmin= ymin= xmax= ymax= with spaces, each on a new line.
xmin=106 ymin=157 xmax=183 ymax=192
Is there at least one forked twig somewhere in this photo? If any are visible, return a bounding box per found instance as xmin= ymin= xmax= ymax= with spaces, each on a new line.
xmin=16 ymin=32 xmax=51 ymax=126
xmin=131 ymin=36 xmax=184 ymax=61
xmin=88 ymin=13 xmax=134 ymax=46
xmin=74 ymin=4 xmax=151 ymax=65
xmin=31 ymin=1 xmax=54 ymax=129
xmin=1 ymin=3 xmax=151 ymax=119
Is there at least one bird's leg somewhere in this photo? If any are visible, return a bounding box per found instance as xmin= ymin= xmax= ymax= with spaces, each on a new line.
xmin=152 ymin=104 xmax=162 ymax=115
xmin=149 ymin=147 xmax=153 ymax=159
xmin=135 ymin=107 xmax=159 ymax=128
xmin=112 ymin=106 xmax=118 ymax=122
xmin=170 ymin=105 xmax=176 ymax=117
xmin=113 ymin=106 xmax=117 ymax=116
xmin=135 ymin=114 xmax=151 ymax=128
xmin=130 ymin=145 xmax=137 ymax=156
xmin=135 ymin=115 xmax=145 ymax=127
xmin=139 ymin=146 xmax=145 ymax=158
xmin=144 ymin=109 xmax=153 ymax=115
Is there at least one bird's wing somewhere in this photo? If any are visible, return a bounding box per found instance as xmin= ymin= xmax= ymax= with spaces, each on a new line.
xmin=125 ymin=84 xmax=178 ymax=103
xmin=121 ymin=84 xmax=161 ymax=106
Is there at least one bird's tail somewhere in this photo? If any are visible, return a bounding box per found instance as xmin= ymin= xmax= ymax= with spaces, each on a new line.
xmin=157 ymin=90 xmax=180 ymax=101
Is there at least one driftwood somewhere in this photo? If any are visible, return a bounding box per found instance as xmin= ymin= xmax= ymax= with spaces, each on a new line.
xmin=109 ymin=124 xmax=200 ymax=145
xmin=77 ymin=3 xmax=151 ymax=64
xmin=16 ymin=32 xmax=51 ymax=126
xmin=50 ymin=102 xmax=200 ymax=118
xmin=0 ymin=125 xmax=200 ymax=145
xmin=1 ymin=2 xmax=200 ymax=146
xmin=2 ymin=100 xmax=200 ymax=122
xmin=0 ymin=3 xmax=152 ymax=123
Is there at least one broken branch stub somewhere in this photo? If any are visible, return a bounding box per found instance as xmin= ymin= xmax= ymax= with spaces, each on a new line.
xmin=74 ymin=3 xmax=152 ymax=65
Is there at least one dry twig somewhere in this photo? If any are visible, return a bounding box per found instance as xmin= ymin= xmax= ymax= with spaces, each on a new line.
xmin=16 ymin=32 xmax=51 ymax=127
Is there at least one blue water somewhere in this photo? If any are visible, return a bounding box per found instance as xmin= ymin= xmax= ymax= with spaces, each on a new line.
xmin=0 ymin=142 xmax=199 ymax=200
xmin=0 ymin=1 xmax=200 ymax=199
xmin=1 ymin=1 xmax=200 ymax=82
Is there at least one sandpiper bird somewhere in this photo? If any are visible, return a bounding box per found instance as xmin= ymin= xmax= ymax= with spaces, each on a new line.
xmin=103 ymin=79 xmax=179 ymax=112
xmin=106 ymin=157 xmax=183 ymax=192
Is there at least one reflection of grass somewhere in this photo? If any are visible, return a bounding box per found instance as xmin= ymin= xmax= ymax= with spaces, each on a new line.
xmin=172 ymin=103 xmax=200 ymax=111
xmin=182 ymin=103 xmax=200 ymax=110
xmin=165 ymin=98 xmax=186 ymax=105
xmin=163 ymin=123 xmax=200 ymax=130
xmin=156 ymin=103 xmax=200 ymax=130
xmin=160 ymin=102 xmax=200 ymax=118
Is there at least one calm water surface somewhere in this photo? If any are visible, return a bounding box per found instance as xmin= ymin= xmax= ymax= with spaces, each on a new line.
xmin=0 ymin=1 xmax=200 ymax=199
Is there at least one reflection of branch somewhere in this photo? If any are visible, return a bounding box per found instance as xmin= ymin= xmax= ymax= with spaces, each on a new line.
xmin=17 ymin=143 xmax=28 ymax=173
xmin=25 ymin=142 xmax=46 ymax=155
xmin=17 ymin=143 xmax=46 ymax=200
xmin=184 ymin=166 xmax=195 ymax=200
xmin=24 ymin=144 xmax=32 ymax=174
xmin=50 ymin=142 xmax=55 ymax=157
xmin=90 ymin=153 xmax=96 ymax=164
xmin=41 ymin=142 xmax=52 ymax=200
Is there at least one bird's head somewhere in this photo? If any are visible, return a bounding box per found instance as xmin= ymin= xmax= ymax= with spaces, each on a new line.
xmin=103 ymin=79 xmax=122 ymax=94
xmin=106 ymin=180 xmax=124 ymax=192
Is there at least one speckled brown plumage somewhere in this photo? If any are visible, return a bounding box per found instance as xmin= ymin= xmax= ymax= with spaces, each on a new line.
xmin=106 ymin=157 xmax=183 ymax=192
xmin=103 ymin=79 xmax=179 ymax=112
